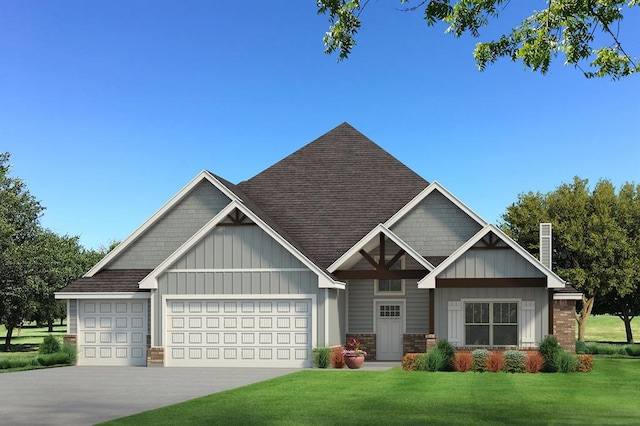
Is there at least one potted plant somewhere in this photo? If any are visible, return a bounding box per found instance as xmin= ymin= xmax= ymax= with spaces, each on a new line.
xmin=342 ymin=337 xmax=367 ymax=369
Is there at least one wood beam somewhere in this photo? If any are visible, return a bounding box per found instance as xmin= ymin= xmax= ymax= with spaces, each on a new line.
xmin=385 ymin=249 xmax=405 ymax=269
xmin=379 ymin=233 xmax=386 ymax=267
xmin=358 ymin=249 xmax=378 ymax=269
xmin=435 ymin=278 xmax=547 ymax=288
xmin=429 ymin=289 xmax=434 ymax=334
xmin=333 ymin=270 xmax=428 ymax=280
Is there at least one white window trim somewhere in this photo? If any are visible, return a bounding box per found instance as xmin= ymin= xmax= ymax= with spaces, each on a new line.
xmin=462 ymin=299 xmax=521 ymax=347
xmin=373 ymin=256 xmax=405 ymax=296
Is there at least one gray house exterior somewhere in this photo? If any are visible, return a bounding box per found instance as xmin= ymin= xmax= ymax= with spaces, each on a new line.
xmin=57 ymin=123 xmax=580 ymax=367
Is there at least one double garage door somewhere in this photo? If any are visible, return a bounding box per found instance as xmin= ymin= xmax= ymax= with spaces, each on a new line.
xmin=165 ymin=298 xmax=312 ymax=367
xmin=77 ymin=299 xmax=147 ymax=366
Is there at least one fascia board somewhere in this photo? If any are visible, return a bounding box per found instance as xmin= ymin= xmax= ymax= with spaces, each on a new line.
xmin=384 ymin=181 xmax=487 ymax=229
xmin=138 ymin=202 xmax=238 ymax=289
xmin=54 ymin=292 xmax=150 ymax=300
xmin=418 ymin=224 xmax=567 ymax=289
xmin=85 ymin=171 xmax=240 ymax=277
xmin=553 ymin=293 xmax=583 ymax=300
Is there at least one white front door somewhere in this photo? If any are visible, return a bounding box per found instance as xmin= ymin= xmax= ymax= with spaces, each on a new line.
xmin=375 ymin=301 xmax=404 ymax=361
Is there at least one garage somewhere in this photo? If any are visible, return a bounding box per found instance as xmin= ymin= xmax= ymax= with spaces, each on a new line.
xmin=165 ymin=298 xmax=313 ymax=367
xmin=78 ymin=299 xmax=147 ymax=366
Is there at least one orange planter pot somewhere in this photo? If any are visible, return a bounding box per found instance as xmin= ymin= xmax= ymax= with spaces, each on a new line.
xmin=344 ymin=355 xmax=365 ymax=369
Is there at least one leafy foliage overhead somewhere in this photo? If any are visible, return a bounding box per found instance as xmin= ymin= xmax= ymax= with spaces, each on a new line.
xmin=317 ymin=0 xmax=640 ymax=79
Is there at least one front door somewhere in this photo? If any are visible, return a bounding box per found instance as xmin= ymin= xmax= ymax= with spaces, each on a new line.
xmin=375 ymin=301 xmax=404 ymax=360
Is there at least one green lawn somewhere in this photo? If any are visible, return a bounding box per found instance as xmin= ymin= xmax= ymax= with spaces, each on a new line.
xmin=0 ymin=324 xmax=65 ymax=355
xmin=104 ymin=358 xmax=639 ymax=425
xmin=582 ymin=315 xmax=639 ymax=343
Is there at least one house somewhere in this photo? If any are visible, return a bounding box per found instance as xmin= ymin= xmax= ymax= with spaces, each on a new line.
xmin=56 ymin=123 xmax=581 ymax=367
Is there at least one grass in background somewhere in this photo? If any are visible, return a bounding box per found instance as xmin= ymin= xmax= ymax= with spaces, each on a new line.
xmin=0 ymin=324 xmax=65 ymax=358
xmin=104 ymin=358 xmax=640 ymax=426
xmin=583 ymin=315 xmax=639 ymax=343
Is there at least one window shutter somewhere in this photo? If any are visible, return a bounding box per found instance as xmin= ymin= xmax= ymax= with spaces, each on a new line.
xmin=520 ymin=301 xmax=535 ymax=347
xmin=447 ymin=301 xmax=463 ymax=346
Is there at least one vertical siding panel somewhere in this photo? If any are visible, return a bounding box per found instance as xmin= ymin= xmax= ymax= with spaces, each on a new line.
xmin=213 ymin=228 xmax=223 ymax=268
xmin=205 ymin=272 xmax=214 ymax=294
xmin=195 ymin=239 xmax=205 ymax=269
xmin=251 ymin=272 xmax=261 ymax=294
xmin=205 ymin=233 xmax=214 ymax=269
xmin=213 ymin=273 xmax=223 ymax=293
xmin=195 ymin=272 xmax=205 ymax=294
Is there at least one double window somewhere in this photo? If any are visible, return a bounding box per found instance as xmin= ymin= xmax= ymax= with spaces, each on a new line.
xmin=464 ymin=302 xmax=518 ymax=346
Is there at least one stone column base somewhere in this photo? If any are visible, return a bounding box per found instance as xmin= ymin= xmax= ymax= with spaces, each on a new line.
xmin=147 ymin=347 xmax=165 ymax=366
xmin=345 ymin=334 xmax=376 ymax=360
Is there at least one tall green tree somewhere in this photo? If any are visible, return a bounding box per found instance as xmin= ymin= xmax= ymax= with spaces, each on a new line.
xmin=501 ymin=177 xmax=640 ymax=342
xmin=0 ymin=152 xmax=44 ymax=350
xmin=317 ymin=0 xmax=640 ymax=79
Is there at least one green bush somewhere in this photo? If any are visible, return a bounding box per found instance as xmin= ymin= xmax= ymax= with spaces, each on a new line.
xmin=424 ymin=349 xmax=447 ymax=372
xmin=312 ymin=347 xmax=331 ymax=368
xmin=0 ymin=357 xmax=38 ymax=370
xmin=471 ymin=349 xmax=489 ymax=372
xmin=414 ymin=353 xmax=428 ymax=371
xmin=39 ymin=335 xmax=61 ymax=355
xmin=575 ymin=341 xmax=586 ymax=354
xmin=625 ymin=345 xmax=640 ymax=357
xmin=36 ymin=352 xmax=71 ymax=367
xmin=61 ymin=343 xmax=76 ymax=364
xmin=503 ymin=350 xmax=527 ymax=373
xmin=586 ymin=342 xmax=629 ymax=356
xmin=538 ymin=335 xmax=562 ymax=372
xmin=555 ymin=352 xmax=578 ymax=373
xmin=435 ymin=340 xmax=456 ymax=371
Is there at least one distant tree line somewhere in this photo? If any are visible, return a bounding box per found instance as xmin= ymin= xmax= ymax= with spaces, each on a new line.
xmin=0 ymin=153 xmax=108 ymax=350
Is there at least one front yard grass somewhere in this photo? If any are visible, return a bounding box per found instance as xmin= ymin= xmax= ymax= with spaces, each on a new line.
xmin=105 ymin=358 xmax=639 ymax=425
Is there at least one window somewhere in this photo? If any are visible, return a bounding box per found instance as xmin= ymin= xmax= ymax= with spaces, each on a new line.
xmin=379 ymin=304 xmax=401 ymax=318
xmin=464 ymin=302 xmax=518 ymax=346
xmin=375 ymin=257 xmax=404 ymax=294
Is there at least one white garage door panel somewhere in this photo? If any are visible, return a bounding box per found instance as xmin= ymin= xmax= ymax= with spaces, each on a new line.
xmin=78 ymin=300 xmax=147 ymax=366
xmin=166 ymin=299 xmax=312 ymax=367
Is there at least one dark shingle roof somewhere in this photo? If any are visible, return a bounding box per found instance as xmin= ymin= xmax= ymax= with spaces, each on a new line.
xmin=237 ymin=122 xmax=428 ymax=268
xmin=59 ymin=269 xmax=152 ymax=292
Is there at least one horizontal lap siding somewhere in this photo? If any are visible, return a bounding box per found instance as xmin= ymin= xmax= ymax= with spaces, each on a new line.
xmin=348 ymin=280 xmax=374 ymax=333
xmin=110 ymin=181 xmax=231 ymax=269
xmin=405 ymin=279 xmax=429 ymax=333
xmin=390 ymin=190 xmax=482 ymax=257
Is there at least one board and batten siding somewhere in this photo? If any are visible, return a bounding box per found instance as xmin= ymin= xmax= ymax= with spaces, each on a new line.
xmin=68 ymin=299 xmax=77 ymax=334
xmin=109 ymin=181 xmax=231 ymax=270
xmin=439 ymin=248 xmax=546 ymax=279
xmin=152 ymin=224 xmax=324 ymax=346
xmin=390 ymin=190 xmax=482 ymax=257
xmin=434 ymin=287 xmax=548 ymax=347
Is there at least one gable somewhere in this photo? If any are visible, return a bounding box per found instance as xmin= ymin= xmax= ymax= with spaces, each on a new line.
xmin=107 ymin=180 xmax=231 ymax=270
xmin=389 ymin=189 xmax=483 ymax=257
xmin=168 ymin=221 xmax=307 ymax=271
xmin=437 ymin=233 xmax=546 ymax=279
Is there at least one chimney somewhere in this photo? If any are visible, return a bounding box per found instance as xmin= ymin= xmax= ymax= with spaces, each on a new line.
xmin=539 ymin=223 xmax=552 ymax=270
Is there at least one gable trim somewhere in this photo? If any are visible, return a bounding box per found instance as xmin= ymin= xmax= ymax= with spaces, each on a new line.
xmin=384 ymin=181 xmax=487 ymax=229
xmin=418 ymin=224 xmax=566 ymax=289
xmin=327 ymin=224 xmax=434 ymax=273
xmin=138 ymin=201 xmax=344 ymax=290
xmin=85 ymin=171 xmax=239 ymax=277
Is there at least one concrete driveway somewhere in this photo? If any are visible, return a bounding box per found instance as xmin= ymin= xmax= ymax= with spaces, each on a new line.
xmin=0 ymin=366 xmax=298 ymax=425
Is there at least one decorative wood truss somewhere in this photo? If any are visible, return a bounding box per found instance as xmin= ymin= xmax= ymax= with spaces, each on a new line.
xmin=333 ymin=233 xmax=428 ymax=280
xmin=470 ymin=232 xmax=509 ymax=249
xmin=218 ymin=208 xmax=254 ymax=226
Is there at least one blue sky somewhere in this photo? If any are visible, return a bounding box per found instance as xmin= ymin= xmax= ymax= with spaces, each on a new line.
xmin=2 ymin=1 xmax=639 ymax=250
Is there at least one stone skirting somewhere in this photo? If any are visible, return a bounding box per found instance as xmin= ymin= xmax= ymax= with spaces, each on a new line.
xmin=345 ymin=334 xmax=376 ymax=360
xmin=403 ymin=334 xmax=427 ymax=354
xmin=63 ymin=334 xmax=77 ymax=345
xmin=147 ymin=347 xmax=165 ymax=366
xmin=553 ymin=299 xmax=577 ymax=352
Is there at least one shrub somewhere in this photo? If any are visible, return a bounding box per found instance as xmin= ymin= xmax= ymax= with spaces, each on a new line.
xmin=585 ymin=342 xmax=625 ymax=356
xmin=625 ymin=345 xmax=640 ymax=357
xmin=525 ymin=352 xmax=545 ymax=373
xmin=453 ymin=352 xmax=473 ymax=372
xmin=503 ymin=350 xmax=526 ymax=373
xmin=313 ymin=347 xmax=331 ymax=369
xmin=575 ymin=341 xmax=586 ymax=354
xmin=538 ymin=335 xmax=562 ymax=372
xmin=402 ymin=353 xmax=423 ymax=371
xmin=436 ymin=339 xmax=456 ymax=371
xmin=577 ymin=354 xmax=594 ymax=372
xmin=61 ymin=343 xmax=76 ymax=365
xmin=486 ymin=351 xmax=505 ymax=372
xmin=424 ymin=349 xmax=447 ymax=372
xmin=471 ymin=349 xmax=489 ymax=372
xmin=39 ymin=335 xmax=61 ymax=355
xmin=414 ymin=353 xmax=428 ymax=371
xmin=0 ymin=357 xmax=38 ymax=370
xmin=36 ymin=352 xmax=71 ymax=367
xmin=555 ymin=352 xmax=578 ymax=373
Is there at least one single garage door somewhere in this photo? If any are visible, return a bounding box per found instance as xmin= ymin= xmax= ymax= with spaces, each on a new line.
xmin=78 ymin=299 xmax=147 ymax=366
xmin=165 ymin=298 xmax=312 ymax=367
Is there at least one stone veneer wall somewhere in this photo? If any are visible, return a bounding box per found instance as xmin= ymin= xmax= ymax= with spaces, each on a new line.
xmin=553 ymin=299 xmax=577 ymax=352
xmin=346 ymin=333 xmax=376 ymax=360
xmin=147 ymin=347 xmax=165 ymax=366
xmin=403 ymin=334 xmax=427 ymax=354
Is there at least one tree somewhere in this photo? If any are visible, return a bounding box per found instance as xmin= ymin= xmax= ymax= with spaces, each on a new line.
xmin=501 ymin=177 xmax=640 ymax=342
xmin=0 ymin=152 xmax=44 ymax=350
xmin=317 ymin=0 xmax=640 ymax=80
